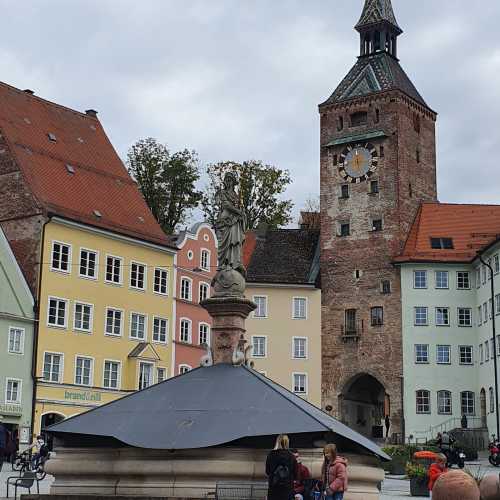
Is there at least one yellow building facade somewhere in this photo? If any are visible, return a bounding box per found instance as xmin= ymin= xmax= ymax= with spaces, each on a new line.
xmin=34 ymin=218 xmax=176 ymax=434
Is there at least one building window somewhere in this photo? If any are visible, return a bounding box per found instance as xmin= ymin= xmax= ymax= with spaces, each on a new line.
xmin=478 ymin=305 xmax=483 ymax=326
xmin=79 ymin=249 xmax=97 ymax=279
xmin=350 ymin=111 xmax=368 ymax=127
xmin=480 ymin=344 xmax=484 ymax=363
xmin=199 ymin=282 xmax=209 ymax=303
xmin=416 ymin=390 xmax=431 ymax=414
xmin=180 ymin=277 xmax=192 ymax=301
xmin=371 ymin=306 xmax=384 ymax=326
xmin=180 ymin=319 xmax=192 ymax=343
xmin=457 ymin=271 xmax=470 ymax=290
xmin=415 ymin=344 xmax=429 ymax=364
xmin=5 ymin=379 xmax=21 ymax=403
xmin=138 ymin=362 xmax=153 ymax=390
xmin=199 ymin=323 xmax=210 ymax=345
xmin=381 ymin=280 xmax=391 ymax=294
xmin=490 ymin=387 xmax=495 ymax=414
xmin=436 ymin=307 xmax=450 ymax=326
xmin=375 ymin=109 xmax=380 ymax=124
xmin=74 ymin=302 xmax=93 ymax=332
xmin=8 ymin=327 xmax=24 ymax=354
xmin=105 ymin=308 xmax=123 ymax=337
xmin=333 ymin=154 xmax=338 ymax=166
xmin=75 ymin=356 xmax=93 ymax=386
xmin=103 ymin=361 xmax=120 ymax=389
xmin=435 ymin=271 xmax=449 ymax=289
xmin=339 ymin=222 xmax=350 ymax=237
xmin=130 ymin=313 xmax=147 ymax=341
xmin=179 ymin=365 xmax=191 ymax=374
xmin=431 ymin=238 xmax=454 ymax=250
xmin=200 ymin=250 xmax=210 ymax=271
xmin=293 ymin=298 xmax=307 ymax=319
xmin=490 ymin=298 xmax=494 ymax=319
xmin=495 ymin=255 xmax=500 ymax=274
xmin=293 ymin=373 xmax=307 ymax=394
xmin=414 ymin=270 xmax=427 ymax=289
xmin=153 ymin=317 xmax=168 ymax=344
xmin=369 ymin=180 xmax=379 ymax=194
xmin=484 ymin=301 xmax=489 ymax=323
xmin=47 ymin=297 xmax=68 ymax=328
xmin=105 ymin=256 xmax=122 ymax=284
xmin=372 ymin=218 xmax=383 ymax=232
xmin=437 ymin=345 xmax=451 ymax=364
xmin=476 ymin=268 xmax=481 ymax=288
xmin=485 ymin=341 xmax=490 ymax=361
xmin=51 ymin=241 xmax=71 ymax=273
xmin=130 ymin=262 xmax=146 ymax=290
xmin=154 ymin=268 xmax=168 ymax=295
xmin=344 ymin=309 xmax=357 ymax=334
xmin=253 ymin=296 xmax=268 ymax=318
xmin=482 ymin=265 xmax=487 ymax=284
xmin=496 ymin=294 xmax=500 ymax=315
xmin=293 ymin=337 xmax=307 ymax=359
xmin=414 ymin=307 xmax=428 ymax=326
xmin=459 ymin=346 xmax=473 ymax=365
xmin=458 ymin=308 xmax=472 ymax=327
xmin=416 ymin=148 xmax=421 ymax=163
xmin=157 ymin=368 xmax=166 ymax=383
xmin=437 ymin=391 xmax=452 ymax=415
xmin=461 ymin=391 xmax=475 ymax=416
xmin=252 ymin=336 xmax=267 ymax=358
xmin=340 ymin=184 xmax=349 ymax=199
xmin=43 ymin=353 xmax=62 ymax=382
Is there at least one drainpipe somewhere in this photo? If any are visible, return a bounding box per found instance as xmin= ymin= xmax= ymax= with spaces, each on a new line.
xmin=478 ymin=254 xmax=500 ymax=441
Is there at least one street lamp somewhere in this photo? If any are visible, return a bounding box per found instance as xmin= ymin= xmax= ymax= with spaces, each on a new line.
xmin=479 ymin=254 xmax=500 ymax=441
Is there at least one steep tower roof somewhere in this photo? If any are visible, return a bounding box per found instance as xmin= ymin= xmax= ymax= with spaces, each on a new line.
xmin=355 ymin=0 xmax=402 ymax=33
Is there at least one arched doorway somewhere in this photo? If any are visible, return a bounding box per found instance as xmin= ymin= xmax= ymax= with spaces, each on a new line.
xmin=41 ymin=412 xmax=65 ymax=451
xmin=340 ymin=374 xmax=386 ymax=438
xmin=480 ymin=389 xmax=487 ymax=428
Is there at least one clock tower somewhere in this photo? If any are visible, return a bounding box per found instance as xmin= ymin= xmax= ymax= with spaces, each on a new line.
xmin=320 ymin=0 xmax=437 ymax=440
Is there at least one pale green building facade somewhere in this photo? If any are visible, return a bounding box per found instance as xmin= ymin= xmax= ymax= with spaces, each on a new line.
xmin=0 ymin=227 xmax=35 ymax=444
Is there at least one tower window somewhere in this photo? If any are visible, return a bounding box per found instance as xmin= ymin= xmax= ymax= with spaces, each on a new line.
xmin=375 ymin=109 xmax=380 ymax=124
xmin=416 ymin=148 xmax=421 ymax=163
xmin=339 ymin=222 xmax=350 ymax=237
xmin=371 ymin=307 xmax=384 ymax=326
xmin=333 ymin=154 xmax=338 ymax=165
xmin=350 ymin=111 xmax=368 ymax=127
xmin=372 ymin=218 xmax=383 ymax=232
xmin=337 ymin=116 xmax=344 ymax=131
xmin=369 ymin=180 xmax=379 ymax=194
xmin=380 ymin=145 xmax=384 ymax=158
xmin=340 ymin=184 xmax=349 ymax=199
xmin=381 ymin=280 xmax=391 ymax=294
xmin=413 ymin=114 xmax=421 ymax=134
xmin=374 ymin=31 xmax=381 ymax=52
xmin=409 ymin=183 xmax=413 ymax=198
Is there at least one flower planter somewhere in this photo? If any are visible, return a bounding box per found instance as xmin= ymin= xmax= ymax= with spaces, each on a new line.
xmin=410 ymin=477 xmax=429 ymax=497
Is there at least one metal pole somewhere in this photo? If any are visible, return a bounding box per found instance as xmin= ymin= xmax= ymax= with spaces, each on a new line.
xmin=479 ymin=255 xmax=500 ymax=440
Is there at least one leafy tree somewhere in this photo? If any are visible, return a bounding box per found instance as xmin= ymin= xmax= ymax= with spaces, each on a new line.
xmin=127 ymin=138 xmax=202 ymax=233
xmin=201 ymin=160 xmax=293 ymax=230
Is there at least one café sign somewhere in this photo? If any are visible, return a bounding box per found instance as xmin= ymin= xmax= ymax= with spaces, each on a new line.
xmin=64 ymin=390 xmax=102 ymax=402
xmin=0 ymin=403 xmax=23 ymax=416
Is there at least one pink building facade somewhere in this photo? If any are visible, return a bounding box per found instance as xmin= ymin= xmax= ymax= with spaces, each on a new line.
xmin=172 ymin=223 xmax=217 ymax=375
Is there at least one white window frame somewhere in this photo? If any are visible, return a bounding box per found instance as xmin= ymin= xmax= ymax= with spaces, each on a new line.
xmin=157 ymin=367 xmax=167 ymax=384
xmin=292 ymin=297 xmax=308 ymax=320
xmin=74 ymin=355 xmax=94 ymax=387
xmin=198 ymin=322 xmax=210 ymax=346
xmin=435 ymin=307 xmax=450 ymax=326
xmin=103 ymin=359 xmax=121 ymax=390
xmin=130 ymin=260 xmax=147 ymax=291
xmin=436 ymin=345 xmax=451 ymax=365
xmin=47 ymin=296 xmax=69 ymax=329
xmin=8 ymin=327 xmax=25 ymax=355
xmin=50 ymin=240 xmax=72 ymax=274
xmin=200 ymin=248 xmax=211 ymax=271
xmin=461 ymin=391 xmax=475 ymax=416
xmin=435 ymin=270 xmax=449 ymax=289
xmin=179 ymin=318 xmax=192 ymax=343
xmin=138 ymin=361 xmax=154 ymax=390
xmin=199 ymin=281 xmax=210 ymax=303
xmin=73 ymin=301 xmax=94 ymax=333
xmin=42 ymin=351 xmax=64 ymax=383
xmin=457 ymin=307 xmax=472 ymax=327
xmin=416 ymin=389 xmax=431 ymax=414
xmin=78 ymin=247 xmax=99 ymax=280
xmin=415 ymin=344 xmax=429 ymax=364
xmin=494 ymin=254 xmax=500 ymax=274
xmin=252 ymin=335 xmax=267 ymax=358
xmin=480 ymin=344 xmax=484 ymax=363
xmin=292 ymin=373 xmax=308 ymax=395
xmin=478 ymin=305 xmax=483 ymax=326
xmin=459 ymin=346 xmax=473 ymax=365
xmin=413 ymin=270 xmax=428 ymax=289
xmin=104 ymin=307 xmax=124 ymax=337
xmin=437 ymin=390 xmax=452 ymax=415
xmin=414 ymin=306 xmax=428 ymax=326
xmin=105 ymin=254 xmax=123 ymax=285
xmin=253 ymin=296 xmax=268 ymax=319
xmin=456 ymin=271 xmax=470 ymax=290
xmin=180 ymin=276 xmax=193 ymax=301
xmin=130 ymin=312 xmax=147 ymax=341
xmin=292 ymin=337 xmax=308 ymax=359
xmin=152 ymin=316 xmax=169 ymax=344
xmin=5 ymin=378 xmax=22 ymax=404
xmin=490 ymin=387 xmax=495 ymax=413
xmin=153 ymin=268 xmax=169 ymax=296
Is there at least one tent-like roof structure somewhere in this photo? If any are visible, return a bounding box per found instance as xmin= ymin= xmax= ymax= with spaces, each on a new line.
xmin=48 ymin=363 xmax=389 ymax=461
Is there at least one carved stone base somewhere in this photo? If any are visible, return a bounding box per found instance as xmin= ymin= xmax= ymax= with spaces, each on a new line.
xmin=201 ymin=296 xmax=256 ymax=364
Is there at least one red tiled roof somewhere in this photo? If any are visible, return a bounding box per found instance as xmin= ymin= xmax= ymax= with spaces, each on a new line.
xmin=396 ymin=202 xmax=500 ymax=263
xmin=0 ymin=82 xmax=175 ymax=249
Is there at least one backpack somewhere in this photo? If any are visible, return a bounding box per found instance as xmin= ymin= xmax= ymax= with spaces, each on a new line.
xmin=271 ymin=464 xmax=291 ymax=487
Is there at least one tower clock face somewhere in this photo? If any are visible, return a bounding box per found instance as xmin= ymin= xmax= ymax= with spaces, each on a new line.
xmin=339 ymin=143 xmax=379 ymax=183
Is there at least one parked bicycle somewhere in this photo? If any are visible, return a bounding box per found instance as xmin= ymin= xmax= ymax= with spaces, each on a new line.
xmin=11 ymin=449 xmax=49 ymax=480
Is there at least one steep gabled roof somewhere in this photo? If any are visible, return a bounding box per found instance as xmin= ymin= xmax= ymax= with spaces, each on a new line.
xmin=0 ymin=81 xmax=175 ymax=249
xmin=395 ymin=203 xmax=500 ymax=263
xmin=47 ymin=363 xmax=389 ymax=460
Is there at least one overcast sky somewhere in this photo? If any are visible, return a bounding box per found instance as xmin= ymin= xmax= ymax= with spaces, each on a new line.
xmin=1 ymin=0 xmax=499 ymax=224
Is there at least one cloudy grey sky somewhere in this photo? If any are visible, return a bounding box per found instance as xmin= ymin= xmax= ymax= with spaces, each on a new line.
xmin=1 ymin=0 xmax=499 ymax=223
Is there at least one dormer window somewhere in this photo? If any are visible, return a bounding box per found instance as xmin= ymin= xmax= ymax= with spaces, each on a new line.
xmin=350 ymin=111 xmax=368 ymax=127
xmin=431 ymin=238 xmax=454 ymax=250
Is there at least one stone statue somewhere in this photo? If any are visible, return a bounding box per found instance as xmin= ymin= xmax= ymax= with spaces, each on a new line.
xmin=212 ymin=172 xmax=246 ymax=297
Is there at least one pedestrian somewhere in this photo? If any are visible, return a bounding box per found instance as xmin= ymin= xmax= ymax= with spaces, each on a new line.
xmin=479 ymin=473 xmax=500 ymax=500
xmin=0 ymin=423 xmax=6 ymax=471
xmin=432 ymin=470 xmax=479 ymax=500
xmin=265 ymin=434 xmax=297 ymax=500
xmin=461 ymin=414 xmax=468 ymax=429
xmin=428 ymin=453 xmax=448 ymax=499
xmin=291 ymin=448 xmax=311 ymax=500
xmin=385 ymin=415 xmax=391 ymax=439
xmin=30 ymin=435 xmax=46 ymax=468
xmin=322 ymin=443 xmax=348 ymax=500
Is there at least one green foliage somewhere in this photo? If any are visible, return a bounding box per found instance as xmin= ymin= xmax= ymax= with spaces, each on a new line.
xmin=201 ymin=160 xmax=293 ymax=230
xmin=382 ymin=445 xmax=419 ymax=459
xmin=405 ymin=462 xmax=428 ymax=479
xmin=127 ymin=138 xmax=202 ymax=233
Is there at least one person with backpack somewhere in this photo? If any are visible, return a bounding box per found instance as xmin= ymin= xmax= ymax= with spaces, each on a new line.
xmin=265 ymin=434 xmax=298 ymax=500
xmin=322 ymin=443 xmax=348 ymax=500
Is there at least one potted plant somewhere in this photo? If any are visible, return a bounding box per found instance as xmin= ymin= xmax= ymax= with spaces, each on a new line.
xmin=406 ymin=462 xmax=429 ymax=497
xmin=382 ymin=446 xmax=417 ymax=475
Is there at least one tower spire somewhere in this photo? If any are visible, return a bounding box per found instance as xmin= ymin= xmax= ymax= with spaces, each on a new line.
xmin=356 ymin=0 xmax=402 ymax=33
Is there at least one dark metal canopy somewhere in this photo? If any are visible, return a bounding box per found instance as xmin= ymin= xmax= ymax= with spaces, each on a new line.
xmin=48 ymin=364 xmax=389 ymax=461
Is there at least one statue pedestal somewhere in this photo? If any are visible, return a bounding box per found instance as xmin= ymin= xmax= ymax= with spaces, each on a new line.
xmin=201 ymin=296 xmax=256 ymax=364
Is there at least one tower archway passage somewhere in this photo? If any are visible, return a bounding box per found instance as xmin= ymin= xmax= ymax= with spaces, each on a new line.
xmin=340 ymin=374 xmax=386 ymax=439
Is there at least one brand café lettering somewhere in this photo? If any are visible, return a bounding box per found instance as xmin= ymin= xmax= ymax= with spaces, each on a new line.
xmin=64 ymin=390 xmax=102 ymax=402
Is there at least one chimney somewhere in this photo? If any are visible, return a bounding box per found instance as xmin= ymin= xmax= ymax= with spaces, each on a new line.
xmin=23 ymin=89 xmax=35 ymax=95
xmin=85 ymin=109 xmax=98 ymax=118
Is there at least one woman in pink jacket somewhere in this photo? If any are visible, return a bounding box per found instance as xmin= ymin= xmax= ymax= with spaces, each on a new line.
xmin=322 ymin=444 xmax=348 ymax=500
